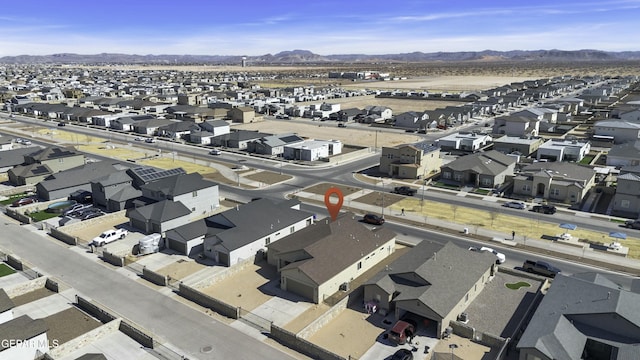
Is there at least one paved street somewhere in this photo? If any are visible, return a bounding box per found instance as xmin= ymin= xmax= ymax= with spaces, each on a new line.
xmin=0 ymin=215 xmax=297 ymax=360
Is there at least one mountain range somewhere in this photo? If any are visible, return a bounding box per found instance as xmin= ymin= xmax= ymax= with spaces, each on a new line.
xmin=2 ymin=49 xmax=640 ymax=65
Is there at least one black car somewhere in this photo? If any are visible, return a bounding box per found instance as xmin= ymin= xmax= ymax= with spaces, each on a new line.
xmin=532 ymin=204 xmax=557 ymax=214
xmin=363 ymin=214 xmax=385 ymax=225
xmin=391 ymin=349 xmax=413 ymax=360
xmin=57 ymin=122 xmax=66 ymax=127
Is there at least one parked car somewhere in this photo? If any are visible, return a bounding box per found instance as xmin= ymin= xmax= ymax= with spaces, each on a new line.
xmin=11 ymin=197 xmax=38 ymax=207
xmin=392 ymin=186 xmax=417 ymax=196
xmin=363 ymin=214 xmax=385 ymax=225
xmin=209 ymin=149 xmax=222 ymax=155
xmin=532 ymin=204 xmax=557 ymax=214
xmin=388 ymin=318 xmax=417 ymax=345
xmin=134 ymin=137 xmax=145 ymax=141
xmin=57 ymin=122 xmax=66 ymax=127
xmin=469 ymin=246 xmax=506 ymax=264
xmin=91 ymin=228 xmax=128 ymax=247
xmin=623 ymin=220 xmax=640 ymax=230
xmin=145 ymin=138 xmax=156 ymax=143
xmin=22 ymin=140 xmax=32 ymax=145
xmin=503 ymin=201 xmax=526 ymax=210
xmin=81 ymin=211 xmax=104 ymax=221
xmin=338 ymin=123 xmax=347 ymax=128
xmin=63 ymin=203 xmax=92 ymax=216
xmin=522 ymin=260 xmax=561 ymax=277
xmin=391 ymin=349 xmax=413 ymax=360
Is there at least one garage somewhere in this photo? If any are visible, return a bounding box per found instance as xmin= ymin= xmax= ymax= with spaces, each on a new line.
xmin=395 ymin=309 xmax=440 ymax=339
xmin=285 ymin=278 xmax=315 ymax=302
xmin=167 ymin=237 xmax=187 ymax=254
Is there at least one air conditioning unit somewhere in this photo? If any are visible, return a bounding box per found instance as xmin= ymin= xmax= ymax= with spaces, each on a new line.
xmin=339 ymin=282 xmax=350 ymax=291
xmin=458 ymin=312 xmax=469 ymax=323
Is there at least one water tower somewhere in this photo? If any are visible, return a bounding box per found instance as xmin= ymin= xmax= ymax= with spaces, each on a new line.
xmin=241 ymin=56 xmax=247 ymax=67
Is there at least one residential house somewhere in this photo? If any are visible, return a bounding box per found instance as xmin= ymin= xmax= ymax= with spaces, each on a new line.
xmin=379 ymin=144 xmax=441 ymax=179
xmin=493 ymin=115 xmax=540 ymax=137
xmin=158 ymin=121 xmax=196 ymax=140
xmin=267 ymin=213 xmax=396 ymax=303
xmin=228 ymin=106 xmax=257 ymax=123
xmin=211 ymin=130 xmax=270 ymax=149
xmin=512 ymin=162 xmax=596 ymax=204
xmin=8 ymin=146 xmax=85 ymax=186
xmin=0 ymin=147 xmax=39 ymax=173
xmin=138 ymin=172 xmax=219 ymax=217
xmin=283 ymin=139 xmax=343 ymax=161
xmin=248 ymin=134 xmax=305 ymax=156
xmin=437 ymin=132 xmax=492 ymax=152
xmin=364 ymin=105 xmax=392 ymax=120
xmin=201 ymin=198 xmax=314 ymax=266
xmin=198 ymin=119 xmax=230 ymax=137
xmin=492 ymin=136 xmax=545 ymax=157
xmin=127 ymin=199 xmax=192 ymax=234
xmin=0 ymin=137 xmax=13 ymax=152
xmin=606 ymin=140 xmax=640 ymax=167
xmin=91 ymin=170 xmax=142 ymax=212
xmin=336 ymin=108 xmax=363 ymax=122
xmin=132 ymin=118 xmax=176 ymax=135
xmin=615 ymin=108 xmax=640 ymax=122
xmin=394 ymin=111 xmax=428 ymax=130
xmin=363 ymin=241 xmax=496 ymax=339
xmin=536 ymin=139 xmax=591 ymax=162
xmin=0 ymin=315 xmax=49 ymax=360
xmin=611 ymin=166 xmax=640 ymax=218
xmin=35 ymin=161 xmax=123 ymax=201
xmin=440 ymin=150 xmax=517 ymax=188
xmin=0 ymin=289 xmax=14 ymax=324
xmin=594 ymin=120 xmax=640 ymax=144
xmin=516 ymin=273 xmax=640 ymax=360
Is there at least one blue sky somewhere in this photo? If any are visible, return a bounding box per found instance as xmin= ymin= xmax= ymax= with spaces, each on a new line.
xmin=1 ymin=0 xmax=639 ymax=56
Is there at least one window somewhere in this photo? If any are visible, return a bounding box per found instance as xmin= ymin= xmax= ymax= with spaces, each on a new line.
xmin=522 ymin=184 xmax=531 ymax=191
xmin=192 ymin=190 xmax=198 ymax=197
xmin=357 ymin=261 xmax=362 ymax=270
xmin=265 ymin=237 xmax=270 ymax=245
xmin=621 ymin=200 xmax=630 ymax=208
xmin=465 ymin=293 xmax=469 ymax=303
xmin=481 ymin=178 xmax=492 ymax=186
xmin=551 ymin=188 xmax=560 ymax=196
xmin=442 ymin=171 xmax=452 ymax=179
xmin=290 ymin=226 xmax=295 ymax=234
xmin=454 ymin=173 xmax=463 ymax=181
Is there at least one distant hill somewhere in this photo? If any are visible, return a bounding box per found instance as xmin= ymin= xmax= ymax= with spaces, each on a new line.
xmin=2 ymin=49 xmax=640 ymax=65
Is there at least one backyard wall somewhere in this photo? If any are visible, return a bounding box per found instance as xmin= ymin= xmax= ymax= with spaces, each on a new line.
xmin=271 ymin=324 xmax=346 ymax=360
xmin=178 ymin=283 xmax=239 ymax=319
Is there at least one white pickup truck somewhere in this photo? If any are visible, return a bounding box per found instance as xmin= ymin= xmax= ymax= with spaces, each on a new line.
xmin=91 ymin=228 xmax=128 ymax=247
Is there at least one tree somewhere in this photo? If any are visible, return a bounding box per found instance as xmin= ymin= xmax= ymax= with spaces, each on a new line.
xmin=451 ymin=204 xmax=459 ymax=220
xmin=489 ymin=211 xmax=499 ymax=227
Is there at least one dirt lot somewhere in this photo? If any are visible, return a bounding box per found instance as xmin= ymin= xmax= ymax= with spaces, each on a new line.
xmin=10 ymin=287 xmax=55 ymax=306
xmin=308 ymin=305 xmax=385 ymax=359
xmin=155 ymin=259 xmax=207 ymax=280
xmin=233 ymin=121 xmax=420 ymax=148
xmin=200 ymin=261 xmax=278 ymax=311
xmin=63 ymin=213 xmax=129 ymax=244
xmin=303 ymin=94 xmax=467 ymax=113
xmin=43 ymin=307 xmax=102 ymax=345
xmin=344 ymin=76 xmax=536 ymax=92
xmin=244 ymin=170 xmax=293 ymax=185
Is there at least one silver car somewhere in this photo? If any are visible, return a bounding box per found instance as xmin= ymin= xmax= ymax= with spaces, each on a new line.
xmin=503 ymin=201 xmax=526 ymax=210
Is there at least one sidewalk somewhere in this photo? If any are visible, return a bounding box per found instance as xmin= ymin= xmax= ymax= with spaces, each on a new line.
xmin=294 ymin=190 xmax=640 ymax=274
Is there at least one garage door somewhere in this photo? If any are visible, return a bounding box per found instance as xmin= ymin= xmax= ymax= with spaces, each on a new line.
xmin=167 ymin=238 xmax=187 ymax=254
xmin=286 ymin=278 xmax=315 ymax=302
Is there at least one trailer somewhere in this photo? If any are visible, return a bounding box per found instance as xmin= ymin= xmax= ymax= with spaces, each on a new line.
xmin=138 ymin=233 xmax=164 ymax=256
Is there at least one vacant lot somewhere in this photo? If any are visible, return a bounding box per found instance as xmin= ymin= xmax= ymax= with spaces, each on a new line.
xmin=233 ymin=121 xmax=420 ymax=148
xmin=305 ymin=94 xmax=467 ymax=113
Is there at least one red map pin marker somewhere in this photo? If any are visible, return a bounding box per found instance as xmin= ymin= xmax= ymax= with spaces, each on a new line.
xmin=324 ymin=187 xmax=344 ymax=221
